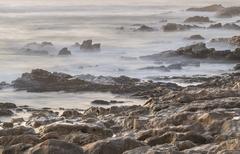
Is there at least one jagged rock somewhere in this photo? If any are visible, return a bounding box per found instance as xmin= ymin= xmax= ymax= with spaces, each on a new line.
xmin=187 ymin=4 xmax=224 ymax=12
xmin=83 ymin=137 xmax=146 ymax=154
xmin=0 ymin=134 xmax=40 ymax=146
xmin=11 ymin=118 xmax=25 ymax=124
xmin=80 ymin=40 xmax=101 ymax=51
xmin=58 ymin=47 xmax=71 ymax=55
xmin=64 ymin=132 xmax=98 ymax=146
xmin=230 ymin=36 xmax=240 ymax=46
xmin=28 ymin=139 xmax=84 ymax=154
xmin=167 ymin=63 xmax=183 ymax=70
xmin=184 ymin=16 xmax=211 ymax=23
xmin=2 ymin=122 xmax=13 ymax=129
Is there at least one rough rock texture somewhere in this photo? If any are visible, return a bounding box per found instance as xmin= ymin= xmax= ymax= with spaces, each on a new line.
xmin=12 ymin=69 xmax=180 ymax=95
xmin=162 ymin=23 xmax=200 ymax=32
xmin=58 ymin=47 xmax=71 ymax=55
xmin=217 ymin=7 xmax=240 ymax=17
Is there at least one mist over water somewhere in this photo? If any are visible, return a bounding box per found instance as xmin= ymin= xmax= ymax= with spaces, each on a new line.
xmin=0 ymin=0 xmax=239 ymax=108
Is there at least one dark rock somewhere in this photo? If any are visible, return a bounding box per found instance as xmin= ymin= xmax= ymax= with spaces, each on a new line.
xmin=0 ymin=126 xmax=35 ymax=137
xmin=58 ymin=47 xmax=71 ymax=55
xmin=162 ymin=23 xmax=200 ymax=32
xmin=0 ymin=102 xmax=17 ymax=109
xmin=2 ymin=122 xmax=13 ymax=129
xmin=223 ymin=23 xmax=240 ymax=30
xmin=167 ymin=63 xmax=183 ymax=70
xmin=0 ymin=109 xmax=14 ymax=116
xmin=135 ymin=25 xmax=155 ymax=32
xmin=80 ymin=40 xmax=101 ymax=51
xmin=188 ymin=35 xmax=205 ymax=40
xmin=209 ymin=23 xmax=222 ymax=28
xmin=234 ymin=64 xmax=240 ymax=70
xmin=184 ymin=16 xmax=211 ymax=23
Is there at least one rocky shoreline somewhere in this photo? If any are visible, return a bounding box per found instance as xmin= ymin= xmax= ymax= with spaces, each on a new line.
xmin=0 ymin=70 xmax=239 ymax=153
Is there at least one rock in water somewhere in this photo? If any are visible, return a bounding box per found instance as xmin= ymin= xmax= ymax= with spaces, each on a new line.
xmin=188 ymin=35 xmax=205 ymax=40
xmin=58 ymin=47 xmax=71 ymax=56
xmin=184 ymin=16 xmax=211 ymax=23
xmin=80 ymin=40 xmax=101 ymax=51
xmin=217 ymin=7 xmax=240 ymax=17
xmin=135 ymin=25 xmax=154 ymax=32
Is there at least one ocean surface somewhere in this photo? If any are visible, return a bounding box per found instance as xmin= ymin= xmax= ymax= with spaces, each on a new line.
xmin=0 ymin=0 xmax=239 ymax=109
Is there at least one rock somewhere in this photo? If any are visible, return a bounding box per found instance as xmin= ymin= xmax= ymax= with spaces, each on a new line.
xmin=28 ymin=139 xmax=84 ymax=154
xmin=83 ymin=137 xmax=146 ymax=154
xmin=0 ymin=134 xmax=40 ymax=146
xmin=91 ymin=100 xmax=110 ymax=105
xmin=187 ymin=4 xmax=224 ymax=12
xmin=0 ymin=126 xmax=35 ymax=137
xmin=122 ymin=146 xmax=151 ymax=154
xmin=0 ymin=102 xmax=17 ymax=109
xmin=234 ymin=64 xmax=240 ymax=70
xmin=230 ymin=36 xmax=240 ymax=46
xmin=40 ymin=132 xmax=59 ymax=141
xmin=0 ymin=109 xmax=13 ymax=116
xmin=167 ymin=63 xmax=183 ymax=70
xmin=209 ymin=23 xmax=222 ymax=28
xmin=11 ymin=118 xmax=25 ymax=123
xmin=162 ymin=23 xmax=199 ymax=31
xmin=61 ymin=110 xmax=82 ymax=118
xmin=64 ymin=132 xmax=98 ymax=146
xmin=58 ymin=47 xmax=71 ymax=55
xmin=43 ymin=123 xmax=113 ymax=139
xmin=135 ymin=25 xmax=155 ymax=32
xmin=217 ymin=7 xmax=240 ymax=17
xmin=184 ymin=16 xmax=211 ymax=23
xmin=139 ymin=66 xmax=170 ymax=72
xmin=21 ymin=42 xmax=55 ymax=55
xmin=223 ymin=23 xmax=240 ymax=30
xmin=80 ymin=40 xmax=101 ymax=51
xmin=2 ymin=122 xmax=13 ymax=128
xmin=2 ymin=143 xmax=32 ymax=154
xmin=176 ymin=43 xmax=213 ymax=58
xmin=188 ymin=35 xmax=205 ymax=40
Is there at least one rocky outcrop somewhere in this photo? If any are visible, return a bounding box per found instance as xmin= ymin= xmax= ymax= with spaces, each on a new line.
xmin=140 ymin=43 xmax=240 ymax=61
xmin=187 ymin=34 xmax=205 ymax=40
xmin=162 ymin=23 xmax=200 ymax=32
xmin=187 ymin=4 xmax=224 ymax=12
xmin=135 ymin=25 xmax=155 ymax=32
xmin=80 ymin=40 xmax=101 ymax=51
xmin=184 ymin=16 xmax=211 ymax=23
xmin=217 ymin=7 xmax=240 ymax=17
xmin=12 ymin=69 xmax=179 ymax=95
xmin=83 ymin=137 xmax=146 ymax=154
xmin=58 ymin=47 xmax=71 ymax=56
xmin=21 ymin=42 xmax=54 ymax=55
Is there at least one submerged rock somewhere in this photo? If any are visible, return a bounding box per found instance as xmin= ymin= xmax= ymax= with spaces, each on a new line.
xmin=217 ymin=7 xmax=240 ymax=17
xmin=162 ymin=23 xmax=201 ymax=32
xmin=187 ymin=35 xmax=205 ymax=40
xmin=135 ymin=25 xmax=155 ymax=32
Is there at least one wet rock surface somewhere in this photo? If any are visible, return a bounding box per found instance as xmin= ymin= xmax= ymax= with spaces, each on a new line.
xmin=1 ymin=71 xmax=240 ymax=153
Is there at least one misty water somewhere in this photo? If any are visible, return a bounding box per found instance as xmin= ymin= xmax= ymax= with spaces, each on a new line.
xmin=0 ymin=0 xmax=239 ymax=109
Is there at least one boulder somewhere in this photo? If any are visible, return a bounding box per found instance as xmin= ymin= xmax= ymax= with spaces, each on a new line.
xmin=80 ymin=40 xmax=101 ymax=51
xmin=234 ymin=64 xmax=240 ymax=70
xmin=61 ymin=110 xmax=82 ymax=118
xmin=28 ymin=139 xmax=84 ymax=154
xmin=0 ymin=126 xmax=35 ymax=137
xmin=209 ymin=23 xmax=222 ymax=28
xmin=184 ymin=16 xmax=211 ymax=23
xmin=162 ymin=23 xmax=199 ymax=31
xmin=58 ymin=47 xmax=71 ymax=55
xmin=188 ymin=35 xmax=205 ymax=40
xmin=0 ymin=109 xmax=14 ymax=116
xmin=2 ymin=122 xmax=13 ymax=129
xmin=230 ymin=36 xmax=240 ymax=46
xmin=0 ymin=102 xmax=17 ymax=109
xmin=2 ymin=143 xmax=32 ymax=154
xmin=83 ymin=137 xmax=146 ymax=154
